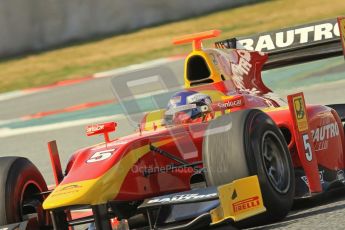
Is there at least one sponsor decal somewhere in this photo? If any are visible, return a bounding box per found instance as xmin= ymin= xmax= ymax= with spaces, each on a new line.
xmin=292 ymin=95 xmax=308 ymax=132
xmin=147 ymin=193 xmax=217 ymax=204
xmin=230 ymin=50 xmax=264 ymax=96
xmin=217 ymin=98 xmax=243 ymax=109
xmin=311 ymin=122 xmax=340 ymax=152
xmin=301 ymin=170 xmax=324 ymax=186
xmin=237 ymin=20 xmax=340 ymax=52
xmin=232 ymin=50 xmax=252 ymax=77
xmin=52 ymin=184 xmax=84 ymax=197
xmin=86 ymin=124 xmax=104 ymax=134
xmin=86 ymin=122 xmax=117 ymax=136
xmin=232 ymin=196 xmax=260 ymax=214
xmin=61 ymin=184 xmax=82 ymax=190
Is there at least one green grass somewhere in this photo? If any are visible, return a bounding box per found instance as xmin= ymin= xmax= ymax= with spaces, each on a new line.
xmin=1 ymin=0 xmax=345 ymax=93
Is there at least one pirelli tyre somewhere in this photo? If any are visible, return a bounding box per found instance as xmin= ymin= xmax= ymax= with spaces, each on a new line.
xmin=0 ymin=157 xmax=48 ymax=228
xmin=202 ymin=109 xmax=295 ymax=223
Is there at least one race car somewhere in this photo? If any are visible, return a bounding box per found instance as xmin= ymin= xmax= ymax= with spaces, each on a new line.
xmin=0 ymin=17 xmax=345 ymax=230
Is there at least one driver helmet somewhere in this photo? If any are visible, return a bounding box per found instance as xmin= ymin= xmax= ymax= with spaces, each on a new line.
xmin=164 ymin=90 xmax=213 ymax=125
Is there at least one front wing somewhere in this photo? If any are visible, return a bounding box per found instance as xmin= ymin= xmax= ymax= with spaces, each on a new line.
xmin=138 ymin=175 xmax=265 ymax=229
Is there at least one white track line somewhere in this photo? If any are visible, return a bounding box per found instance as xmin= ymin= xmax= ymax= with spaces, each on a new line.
xmin=0 ymin=118 xmax=24 ymax=126
xmin=93 ymin=58 xmax=175 ymax=78
xmin=0 ymin=114 xmax=125 ymax=138
xmin=0 ymin=90 xmax=30 ymax=102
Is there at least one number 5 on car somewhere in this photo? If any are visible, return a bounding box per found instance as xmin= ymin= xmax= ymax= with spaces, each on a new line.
xmin=288 ymin=92 xmax=321 ymax=193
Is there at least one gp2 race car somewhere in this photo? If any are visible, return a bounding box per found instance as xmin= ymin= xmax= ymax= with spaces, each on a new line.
xmin=1 ymin=17 xmax=345 ymax=230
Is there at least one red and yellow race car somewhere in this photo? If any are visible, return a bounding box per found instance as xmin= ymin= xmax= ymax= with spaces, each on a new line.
xmin=1 ymin=17 xmax=345 ymax=230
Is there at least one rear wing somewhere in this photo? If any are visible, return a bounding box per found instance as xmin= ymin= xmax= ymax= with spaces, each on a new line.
xmin=215 ymin=17 xmax=345 ymax=70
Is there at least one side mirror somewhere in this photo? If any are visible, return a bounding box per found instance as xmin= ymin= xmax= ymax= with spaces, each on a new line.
xmin=86 ymin=122 xmax=117 ymax=143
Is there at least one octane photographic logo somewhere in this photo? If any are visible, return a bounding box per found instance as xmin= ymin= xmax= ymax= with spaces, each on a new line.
xmin=131 ymin=164 xmax=197 ymax=175
xmin=110 ymin=65 xmax=233 ymax=160
xmin=110 ymin=65 xmax=180 ymax=124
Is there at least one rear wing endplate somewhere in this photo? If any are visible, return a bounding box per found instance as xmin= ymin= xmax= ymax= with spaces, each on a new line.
xmin=215 ymin=17 xmax=345 ymax=70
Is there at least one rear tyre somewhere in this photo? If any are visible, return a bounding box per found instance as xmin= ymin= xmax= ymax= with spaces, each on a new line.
xmin=203 ymin=109 xmax=295 ymax=223
xmin=0 ymin=157 xmax=48 ymax=228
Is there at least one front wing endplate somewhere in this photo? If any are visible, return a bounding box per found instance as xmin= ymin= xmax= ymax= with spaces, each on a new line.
xmin=210 ymin=175 xmax=266 ymax=225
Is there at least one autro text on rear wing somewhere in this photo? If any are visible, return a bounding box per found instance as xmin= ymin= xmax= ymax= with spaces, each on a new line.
xmin=215 ymin=17 xmax=345 ymax=69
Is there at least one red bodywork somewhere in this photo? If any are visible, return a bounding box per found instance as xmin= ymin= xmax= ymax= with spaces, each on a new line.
xmin=61 ymin=81 xmax=345 ymax=203
xmin=46 ymin=30 xmax=345 ymax=209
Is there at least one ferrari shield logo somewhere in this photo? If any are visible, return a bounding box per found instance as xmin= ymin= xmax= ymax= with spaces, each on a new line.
xmin=293 ymin=95 xmax=308 ymax=132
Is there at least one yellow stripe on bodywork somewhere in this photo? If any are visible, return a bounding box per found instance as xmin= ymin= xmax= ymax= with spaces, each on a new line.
xmin=144 ymin=109 xmax=165 ymax=131
xmin=43 ymin=139 xmax=172 ymax=210
xmin=197 ymin=90 xmax=227 ymax=102
xmin=261 ymin=106 xmax=288 ymax=113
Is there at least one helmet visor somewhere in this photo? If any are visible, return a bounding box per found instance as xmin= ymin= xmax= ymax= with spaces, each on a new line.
xmin=165 ymin=104 xmax=203 ymax=124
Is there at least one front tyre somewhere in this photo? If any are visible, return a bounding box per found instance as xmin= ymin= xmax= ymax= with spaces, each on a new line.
xmin=0 ymin=157 xmax=49 ymax=228
xmin=202 ymin=109 xmax=295 ymax=223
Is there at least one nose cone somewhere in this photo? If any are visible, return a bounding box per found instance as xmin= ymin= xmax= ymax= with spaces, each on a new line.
xmin=43 ymin=138 xmax=174 ymax=210
xmin=43 ymin=179 xmax=99 ymax=210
